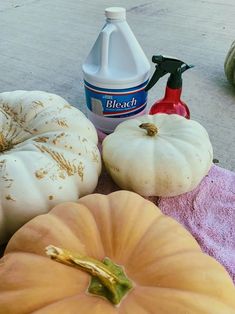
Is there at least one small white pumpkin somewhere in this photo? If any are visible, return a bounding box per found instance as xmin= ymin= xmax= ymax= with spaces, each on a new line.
xmin=0 ymin=90 xmax=101 ymax=244
xmin=102 ymin=114 xmax=213 ymax=197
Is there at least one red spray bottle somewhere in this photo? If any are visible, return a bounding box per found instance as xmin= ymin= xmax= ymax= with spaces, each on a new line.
xmin=145 ymin=55 xmax=194 ymax=119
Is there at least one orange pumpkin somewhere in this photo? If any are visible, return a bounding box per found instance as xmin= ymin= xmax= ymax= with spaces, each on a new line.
xmin=0 ymin=191 xmax=235 ymax=313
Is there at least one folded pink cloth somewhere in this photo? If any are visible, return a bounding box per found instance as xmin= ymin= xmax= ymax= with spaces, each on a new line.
xmin=96 ymin=130 xmax=235 ymax=283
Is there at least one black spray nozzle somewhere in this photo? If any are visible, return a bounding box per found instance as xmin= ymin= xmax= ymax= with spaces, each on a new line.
xmin=145 ymin=55 xmax=194 ymax=91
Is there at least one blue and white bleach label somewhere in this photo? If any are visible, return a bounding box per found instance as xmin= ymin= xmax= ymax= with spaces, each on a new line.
xmin=84 ymin=80 xmax=148 ymax=118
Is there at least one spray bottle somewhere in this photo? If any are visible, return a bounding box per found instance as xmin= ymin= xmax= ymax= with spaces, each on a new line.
xmin=145 ymin=55 xmax=194 ymax=119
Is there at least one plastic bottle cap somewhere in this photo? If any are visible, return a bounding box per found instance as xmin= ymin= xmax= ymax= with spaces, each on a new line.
xmin=105 ymin=7 xmax=126 ymax=20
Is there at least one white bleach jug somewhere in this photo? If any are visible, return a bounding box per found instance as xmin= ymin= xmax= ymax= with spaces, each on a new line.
xmin=82 ymin=7 xmax=150 ymax=133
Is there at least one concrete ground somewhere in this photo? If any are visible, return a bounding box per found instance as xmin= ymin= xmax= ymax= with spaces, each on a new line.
xmin=0 ymin=0 xmax=235 ymax=170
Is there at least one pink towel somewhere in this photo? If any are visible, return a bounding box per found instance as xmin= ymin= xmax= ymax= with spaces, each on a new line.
xmin=96 ymin=130 xmax=235 ymax=283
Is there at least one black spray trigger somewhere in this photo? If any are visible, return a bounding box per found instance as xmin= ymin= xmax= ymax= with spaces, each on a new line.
xmin=145 ymin=55 xmax=194 ymax=91
xmin=180 ymin=64 xmax=194 ymax=74
xmin=145 ymin=67 xmax=167 ymax=92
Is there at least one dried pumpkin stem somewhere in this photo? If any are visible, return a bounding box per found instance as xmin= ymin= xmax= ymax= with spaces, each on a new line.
xmin=139 ymin=123 xmax=158 ymax=136
xmin=0 ymin=132 xmax=14 ymax=152
xmin=45 ymin=245 xmax=133 ymax=305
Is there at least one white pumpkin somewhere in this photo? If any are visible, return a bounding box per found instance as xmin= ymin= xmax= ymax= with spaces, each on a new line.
xmin=102 ymin=114 xmax=213 ymax=197
xmin=0 ymin=90 xmax=101 ymax=244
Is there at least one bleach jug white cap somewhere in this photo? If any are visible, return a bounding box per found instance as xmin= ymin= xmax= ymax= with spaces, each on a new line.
xmin=82 ymin=7 xmax=150 ymax=134
xmin=105 ymin=7 xmax=126 ymax=20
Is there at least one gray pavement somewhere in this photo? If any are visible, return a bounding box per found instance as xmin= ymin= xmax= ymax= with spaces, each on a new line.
xmin=1 ymin=0 xmax=235 ymax=170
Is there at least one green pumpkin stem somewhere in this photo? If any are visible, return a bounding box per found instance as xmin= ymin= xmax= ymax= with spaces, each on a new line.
xmin=139 ymin=123 xmax=158 ymax=136
xmin=45 ymin=245 xmax=133 ymax=305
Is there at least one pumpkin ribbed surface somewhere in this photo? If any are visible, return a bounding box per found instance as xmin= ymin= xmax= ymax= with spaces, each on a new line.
xmin=0 ymin=91 xmax=101 ymax=244
xmin=224 ymin=40 xmax=235 ymax=86
xmin=0 ymin=191 xmax=234 ymax=313
xmin=102 ymin=114 xmax=213 ymax=197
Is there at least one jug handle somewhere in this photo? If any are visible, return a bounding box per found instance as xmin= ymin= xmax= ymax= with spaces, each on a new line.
xmin=99 ymin=24 xmax=116 ymax=74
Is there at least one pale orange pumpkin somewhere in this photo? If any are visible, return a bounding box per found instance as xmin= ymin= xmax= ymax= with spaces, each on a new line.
xmin=0 ymin=191 xmax=235 ymax=313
